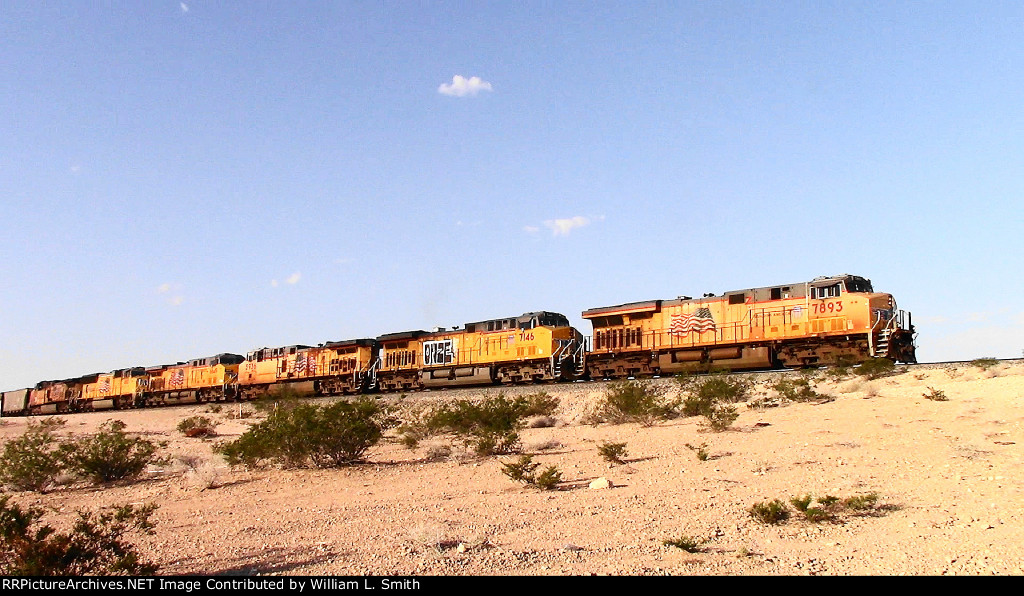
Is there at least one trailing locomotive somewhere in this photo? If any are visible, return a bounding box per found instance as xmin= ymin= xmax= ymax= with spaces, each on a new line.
xmin=0 ymin=274 xmax=916 ymax=416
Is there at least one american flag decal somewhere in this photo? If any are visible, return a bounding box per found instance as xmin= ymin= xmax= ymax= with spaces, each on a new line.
xmin=100 ymin=377 xmax=111 ymax=395
xmin=295 ymin=354 xmax=317 ymax=376
xmin=170 ymin=368 xmax=185 ymax=389
xmin=670 ymin=308 xmax=716 ymax=336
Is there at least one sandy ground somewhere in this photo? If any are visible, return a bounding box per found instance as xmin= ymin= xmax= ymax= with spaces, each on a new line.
xmin=1 ymin=360 xmax=1022 ymax=576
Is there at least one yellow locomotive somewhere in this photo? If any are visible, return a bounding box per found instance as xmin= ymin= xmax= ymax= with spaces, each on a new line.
xmin=375 ymin=311 xmax=585 ymax=392
xmin=583 ymin=274 xmax=915 ymax=378
xmin=2 ymin=274 xmax=918 ymax=417
xmin=237 ymin=339 xmax=377 ymax=399
xmin=144 ymin=353 xmax=244 ymax=405
xmin=81 ymin=367 xmax=150 ymax=409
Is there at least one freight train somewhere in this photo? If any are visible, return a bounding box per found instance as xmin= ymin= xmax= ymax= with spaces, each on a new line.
xmin=1 ymin=274 xmax=916 ymax=416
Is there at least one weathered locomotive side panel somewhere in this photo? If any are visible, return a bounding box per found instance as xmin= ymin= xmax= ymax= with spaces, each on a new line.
xmin=375 ymin=331 xmax=428 ymax=392
xmin=146 ymin=354 xmax=244 ymax=404
xmin=584 ymin=274 xmax=915 ymax=378
xmin=237 ymin=340 xmax=377 ymax=399
xmin=375 ymin=312 xmax=585 ymax=392
xmin=81 ymin=367 xmax=149 ymax=410
xmin=29 ymin=377 xmax=90 ymax=414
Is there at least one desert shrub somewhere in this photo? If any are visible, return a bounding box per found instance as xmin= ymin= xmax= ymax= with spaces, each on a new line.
xmin=825 ymin=366 xmax=851 ymax=381
xmin=525 ymin=415 xmax=557 ymax=428
xmin=598 ymin=379 xmax=674 ymax=426
xmin=790 ymin=494 xmax=813 ymax=512
xmin=395 ymin=403 xmax=433 ymax=450
xmin=176 ymin=416 xmax=218 ymax=438
xmin=773 ymin=377 xmax=824 ymax=402
xmin=501 ymin=454 xmax=540 ymax=484
xmin=842 ymin=492 xmax=879 ymax=511
xmin=521 ymin=391 xmax=560 ymax=417
xmin=663 ymin=536 xmax=705 ymax=553
xmin=970 ymin=357 xmax=999 ymax=371
xmin=923 ymin=387 xmax=948 ymax=401
xmin=680 ymin=374 xmax=749 ymax=431
xmin=423 ymin=445 xmax=452 ymax=462
xmin=61 ymin=421 xmax=164 ymax=484
xmin=856 ymin=358 xmax=896 ymax=379
xmin=681 ymin=374 xmax=751 ymax=416
xmin=535 ymin=466 xmax=562 ymax=490
xmin=254 ymin=384 xmax=307 ymax=412
xmin=749 ymin=499 xmax=790 ymax=524
xmin=218 ymin=398 xmax=393 ymax=468
xmin=818 ymin=495 xmax=841 ymax=509
xmin=685 ymin=442 xmax=709 ymax=461
xmin=500 ymin=455 xmax=561 ymax=490
xmin=529 ymin=439 xmax=562 ymax=451
xmin=0 ymin=496 xmax=158 ymax=575
xmin=789 ymin=494 xmax=833 ymax=523
xmin=705 ymin=403 xmax=739 ymax=431
xmin=802 ymin=507 xmax=832 ymax=523
xmin=598 ymin=441 xmax=628 ymax=464
xmin=751 ymin=493 xmax=880 ymax=526
xmin=0 ymin=419 xmax=67 ymax=492
xmin=412 ymin=394 xmax=546 ymax=455
xmin=825 ymin=356 xmax=858 ymax=380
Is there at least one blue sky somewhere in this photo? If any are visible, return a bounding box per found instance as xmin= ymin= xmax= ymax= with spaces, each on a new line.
xmin=2 ymin=2 xmax=1023 ymax=391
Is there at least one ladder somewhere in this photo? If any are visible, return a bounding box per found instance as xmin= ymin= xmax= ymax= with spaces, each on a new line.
xmin=874 ymin=328 xmax=891 ymax=358
xmin=551 ymin=338 xmax=588 ymax=379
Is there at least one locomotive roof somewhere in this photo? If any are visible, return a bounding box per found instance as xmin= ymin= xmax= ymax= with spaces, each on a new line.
xmin=464 ymin=311 xmax=570 ymax=328
xmin=321 ymin=338 xmax=376 ymax=348
xmin=377 ymin=330 xmax=429 ymax=342
xmin=582 ymin=301 xmax=660 ymax=319
xmin=583 ymin=275 xmax=876 ymax=317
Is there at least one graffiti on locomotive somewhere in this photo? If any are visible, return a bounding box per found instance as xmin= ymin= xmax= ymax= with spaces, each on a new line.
xmin=423 ymin=339 xmax=456 ymax=367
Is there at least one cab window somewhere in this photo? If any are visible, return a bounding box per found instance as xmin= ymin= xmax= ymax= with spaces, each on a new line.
xmin=811 ymin=284 xmax=842 ymax=299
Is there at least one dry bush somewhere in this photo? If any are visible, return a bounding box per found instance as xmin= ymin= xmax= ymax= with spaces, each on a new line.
xmin=597 ymin=380 xmax=676 ymax=426
xmin=422 ymin=444 xmax=452 ymax=462
xmin=398 ymin=393 xmax=556 ymax=456
xmin=527 ymin=439 xmax=562 ymax=452
xmin=217 ymin=398 xmax=394 ymax=468
xmin=0 ymin=497 xmax=158 ymax=575
xmin=598 ymin=441 xmax=628 ymax=464
xmin=525 ymin=415 xmax=557 ymax=428
xmin=0 ymin=418 xmax=68 ymax=492
xmin=173 ymin=456 xmax=229 ymax=490
xmin=60 ymin=420 xmax=166 ymax=485
xmin=176 ymin=416 xmax=218 ymax=438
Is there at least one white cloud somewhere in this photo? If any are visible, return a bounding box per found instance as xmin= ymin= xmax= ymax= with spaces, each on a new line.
xmin=438 ymin=75 xmax=493 ymax=97
xmin=156 ymin=283 xmax=182 ymax=305
xmin=544 ymin=216 xmax=592 ymax=236
xmin=272 ymin=272 xmax=302 ymax=287
xmin=69 ymin=164 xmax=82 ymax=175
xmin=180 ymin=2 xmax=189 ymax=12
xmin=523 ymin=225 xmax=540 ymax=234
